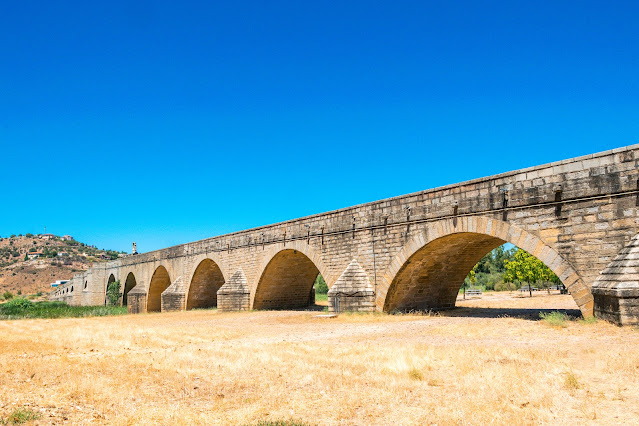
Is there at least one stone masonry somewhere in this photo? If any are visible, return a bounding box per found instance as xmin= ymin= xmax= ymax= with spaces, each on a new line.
xmin=50 ymin=144 xmax=639 ymax=325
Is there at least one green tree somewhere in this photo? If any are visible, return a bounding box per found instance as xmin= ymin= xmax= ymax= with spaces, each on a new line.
xmin=106 ymin=280 xmax=121 ymax=306
xmin=314 ymin=274 xmax=328 ymax=294
xmin=503 ymin=249 xmax=560 ymax=296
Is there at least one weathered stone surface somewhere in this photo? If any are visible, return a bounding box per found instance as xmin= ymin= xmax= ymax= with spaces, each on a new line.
xmin=328 ymin=260 xmax=375 ymax=313
xmin=218 ymin=269 xmax=250 ymax=311
xmin=127 ymin=286 xmax=147 ymax=314
xmin=592 ymin=234 xmax=639 ymax=325
xmin=161 ymin=277 xmax=185 ymax=312
xmin=50 ymin=144 xmax=639 ymax=324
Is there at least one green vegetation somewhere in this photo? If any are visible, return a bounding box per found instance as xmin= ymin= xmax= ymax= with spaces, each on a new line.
xmin=0 ymin=299 xmax=127 ymax=320
xmin=315 ymin=293 xmax=328 ymax=302
xmin=539 ymin=311 xmax=569 ymax=327
xmin=2 ymin=291 xmax=14 ymax=300
xmin=0 ymin=408 xmax=41 ymax=425
xmin=464 ymin=245 xmax=563 ymax=292
xmin=106 ymin=279 xmax=121 ymax=306
xmin=504 ymin=249 xmax=560 ymax=290
xmin=580 ymin=315 xmax=598 ymax=325
xmin=313 ymin=274 xmax=328 ymax=294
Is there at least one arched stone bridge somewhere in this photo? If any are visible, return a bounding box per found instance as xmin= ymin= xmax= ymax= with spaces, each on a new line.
xmin=51 ymin=145 xmax=639 ymax=325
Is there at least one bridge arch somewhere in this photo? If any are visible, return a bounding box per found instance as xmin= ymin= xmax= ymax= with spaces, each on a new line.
xmin=122 ymin=272 xmax=137 ymax=306
xmin=106 ymin=274 xmax=116 ymax=305
xmin=253 ymin=242 xmax=330 ymax=310
xmin=147 ymin=265 xmax=171 ymax=312
xmin=186 ymin=258 xmax=226 ymax=309
xmin=379 ymin=216 xmax=593 ymax=316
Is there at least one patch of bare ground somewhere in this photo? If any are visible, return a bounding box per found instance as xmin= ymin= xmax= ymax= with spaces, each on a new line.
xmin=0 ymin=294 xmax=637 ymax=425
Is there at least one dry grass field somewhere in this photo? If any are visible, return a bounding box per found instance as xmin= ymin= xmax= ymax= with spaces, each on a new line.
xmin=1 ymin=293 xmax=638 ymax=425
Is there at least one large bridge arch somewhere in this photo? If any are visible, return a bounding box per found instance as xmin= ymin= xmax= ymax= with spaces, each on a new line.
xmin=186 ymin=258 xmax=226 ymax=309
xmin=252 ymin=242 xmax=331 ymax=310
xmin=379 ymin=216 xmax=594 ymax=316
xmin=147 ymin=265 xmax=172 ymax=312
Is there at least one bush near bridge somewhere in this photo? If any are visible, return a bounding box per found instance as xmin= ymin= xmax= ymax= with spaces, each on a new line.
xmin=464 ymin=245 xmax=562 ymax=292
xmin=0 ymin=298 xmax=126 ymax=320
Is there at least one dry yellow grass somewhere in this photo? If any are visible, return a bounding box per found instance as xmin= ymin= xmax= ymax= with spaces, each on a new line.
xmin=1 ymin=295 xmax=638 ymax=425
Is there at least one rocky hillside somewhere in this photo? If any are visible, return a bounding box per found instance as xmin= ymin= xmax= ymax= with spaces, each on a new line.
xmin=0 ymin=234 xmax=126 ymax=298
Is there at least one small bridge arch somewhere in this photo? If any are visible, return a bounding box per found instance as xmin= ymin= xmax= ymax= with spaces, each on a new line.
xmin=186 ymin=258 xmax=226 ymax=310
xmin=147 ymin=265 xmax=172 ymax=312
xmin=252 ymin=242 xmax=331 ymax=310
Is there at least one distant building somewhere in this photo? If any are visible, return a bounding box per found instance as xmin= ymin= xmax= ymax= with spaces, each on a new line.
xmin=50 ymin=280 xmax=69 ymax=288
xmin=40 ymin=234 xmax=55 ymax=240
xmin=27 ymin=252 xmax=43 ymax=259
xmin=57 ymin=251 xmax=69 ymax=257
xmin=61 ymin=235 xmax=74 ymax=241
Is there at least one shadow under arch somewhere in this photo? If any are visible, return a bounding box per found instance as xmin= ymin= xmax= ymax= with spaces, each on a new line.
xmin=186 ymin=258 xmax=225 ymax=310
xmin=253 ymin=246 xmax=326 ymax=310
xmin=379 ymin=217 xmax=593 ymax=317
xmin=147 ymin=266 xmax=171 ymax=312
xmin=122 ymin=272 xmax=137 ymax=306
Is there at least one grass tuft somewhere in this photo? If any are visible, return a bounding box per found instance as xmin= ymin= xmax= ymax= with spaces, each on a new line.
xmin=1 ymin=408 xmax=40 ymax=425
xmin=564 ymin=372 xmax=580 ymax=391
xmin=408 ymin=367 xmax=424 ymax=381
xmin=539 ymin=311 xmax=568 ymax=328
xmin=251 ymin=420 xmax=314 ymax=426
xmin=579 ymin=315 xmax=598 ymax=325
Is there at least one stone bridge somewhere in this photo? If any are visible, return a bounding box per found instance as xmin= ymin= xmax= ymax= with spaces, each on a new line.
xmin=51 ymin=144 xmax=639 ymax=325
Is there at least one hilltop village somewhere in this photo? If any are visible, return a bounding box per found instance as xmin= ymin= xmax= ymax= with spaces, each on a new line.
xmin=0 ymin=234 xmax=126 ymax=297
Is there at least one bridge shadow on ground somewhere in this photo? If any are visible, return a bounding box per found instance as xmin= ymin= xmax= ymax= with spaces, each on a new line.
xmin=434 ymin=307 xmax=583 ymax=321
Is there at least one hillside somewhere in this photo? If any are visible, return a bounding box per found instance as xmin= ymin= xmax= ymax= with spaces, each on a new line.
xmin=0 ymin=234 xmax=126 ymax=297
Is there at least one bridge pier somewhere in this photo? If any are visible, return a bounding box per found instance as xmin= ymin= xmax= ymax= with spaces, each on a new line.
xmin=592 ymin=235 xmax=639 ymax=325
xmin=217 ymin=269 xmax=250 ymax=311
xmin=161 ymin=277 xmax=186 ymax=312
xmin=127 ymin=287 xmax=147 ymax=314
xmin=328 ymin=260 xmax=376 ymax=313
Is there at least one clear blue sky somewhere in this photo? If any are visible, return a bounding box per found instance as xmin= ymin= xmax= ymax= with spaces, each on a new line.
xmin=1 ymin=1 xmax=638 ymax=253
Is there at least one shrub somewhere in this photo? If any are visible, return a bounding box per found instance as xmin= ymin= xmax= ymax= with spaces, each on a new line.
xmin=2 ymin=291 xmax=14 ymax=300
xmin=1 ymin=298 xmax=34 ymax=315
xmin=314 ymin=274 xmax=328 ymax=294
xmin=474 ymin=272 xmax=503 ymax=291
xmin=494 ymin=281 xmax=516 ymax=291
xmin=106 ymin=280 xmax=121 ymax=306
